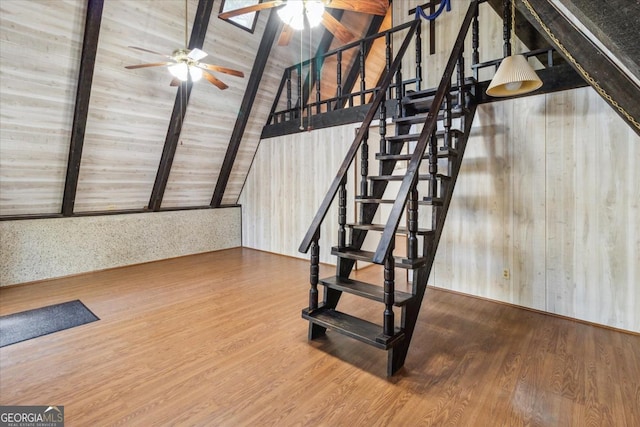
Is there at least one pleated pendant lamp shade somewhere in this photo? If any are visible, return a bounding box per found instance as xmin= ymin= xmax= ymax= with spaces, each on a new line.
xmin=486 ymin=54 xmax=543 ymax=97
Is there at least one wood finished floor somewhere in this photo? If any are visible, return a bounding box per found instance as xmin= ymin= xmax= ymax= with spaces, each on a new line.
xmin=0 ymin=248 xmax=638 ymax=426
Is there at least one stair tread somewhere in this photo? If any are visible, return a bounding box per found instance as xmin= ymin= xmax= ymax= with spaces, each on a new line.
xmin=403 ymin=78 xmax=475 ymax=100
xmin=346 ymin=222 xmax=435 ymax=235
xmin=369 ymin=173 xmax=451 ymax=181
xmin=302 ymin=306 xmax=404 ymax=349
xmin=394 ymin=111 xmax=464 ymax=125
xmin=386 ymin=129 xmax=462 ymax=142
xmin=354 ymin=197 xmax=442 ymax=206
xmin=320 ymin=276 xmax=414 ymax=306
xmin=332 ymin=247 xmax=428 ymax=269
xmin=376 ymin=147 xmax=458 ymax=161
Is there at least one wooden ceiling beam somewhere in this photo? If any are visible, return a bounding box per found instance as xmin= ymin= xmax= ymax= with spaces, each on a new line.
xmin=61 ymin=0 xmax=104 ymax=217
xmin=210 ymin=10 xmax=282 ymax=207
xmin=148 ymin=0 xmax=215 ymax=212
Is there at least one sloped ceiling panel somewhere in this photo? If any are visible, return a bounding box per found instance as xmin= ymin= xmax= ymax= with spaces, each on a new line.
xmin=161 ymin=6 xmax=268 ymax=208
xmin=0 ymin=0 xmax=85 ymax=215
xmin=74 ymin=0 xmax=188 ymax=212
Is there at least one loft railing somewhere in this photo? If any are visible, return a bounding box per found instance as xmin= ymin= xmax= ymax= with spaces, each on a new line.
xmin=267 ymin=20 xmax=423 ymax=127
xmin=298 ymin=19 xmax=422 ymax=254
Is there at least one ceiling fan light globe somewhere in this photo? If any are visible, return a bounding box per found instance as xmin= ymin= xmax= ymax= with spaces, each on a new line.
xmin=189 ymin=66 xmax=203 ymax=82
xmin=306 ymin=1 xmax=325 ymax=27
xmin=278 ymin=0 xmax=305 ymax=29
xmin=168 ymin=63 xmax=189 ymax=81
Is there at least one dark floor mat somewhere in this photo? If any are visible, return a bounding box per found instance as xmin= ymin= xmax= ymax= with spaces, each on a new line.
xmin=0 ymin=300 xmax=99 ymax=347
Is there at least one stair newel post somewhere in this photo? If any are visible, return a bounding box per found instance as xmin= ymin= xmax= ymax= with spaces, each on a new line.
xmin=383 ymin=240 xmax=395 ymax=336
xmin=286 ymin=68 xmax=292 ymax=121
xmin=336 ymin=50 xmax=343 ymax=108
xmin=315 ymin=57 xmax=321 ymax=115
xmin=309 ymin=232 xmax=320 ymax=311
xmin=472 ymin=4 xmax=480 ymax=80
xmin=360 ymin=129 xmax=369 ymax=199
xmin=407 ymin=177 xmax=419 ymax=260
xmin=338 ymin=178 xmax=347 ymax=249
xmin=415 ymin=19 xmax=422 ymax=92
xmin=360 ymin=41 xmax=366 ymax=105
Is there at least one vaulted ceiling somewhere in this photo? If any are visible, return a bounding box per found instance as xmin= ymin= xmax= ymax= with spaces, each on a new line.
xmin=0 ymin=0 xmax=386 ymax=217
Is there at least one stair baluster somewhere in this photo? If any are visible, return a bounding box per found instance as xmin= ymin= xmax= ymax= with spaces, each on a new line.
xmin=385 ymin=32 xmax=393 ymax=99
xmin=383 ymin=240 xmax=395 ymax=336
xmin=379 ymin=92 xmax=387 ymax=157
xmin=286 ymin=69 xmax=292 ymax=121
xmin=407 ymin=180 xmax=419 ymax=259
xmin=415 ymin=21 xmax=422 ymax=92
xmin=360 ymin=129 xmax=369 ymax=199
xmin=297 ymin=64 xmax=302 ymax=117
xmin=315 ymin=59 xmax=321 ymax=114
xmin=360 ymin=41 xmax=366 ymax=105
xmin=309 ymin=233 xmax=320 ymax=311
xmin=337 ymin=50 xmax=343 ymax=108
xmin=472 ymin=2 xmax=480 ymax=79
xmin=338 ymin=179 xmax=347 ymax=248
xmin=456 ymin=52 xmax=466 ymax=110
xmin=443 ymin=82 xmax=452 ymax=151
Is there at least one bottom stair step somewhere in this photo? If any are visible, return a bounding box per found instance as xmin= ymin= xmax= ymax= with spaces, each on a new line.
xmin=302 ymin=306 xmax=404 ymax=350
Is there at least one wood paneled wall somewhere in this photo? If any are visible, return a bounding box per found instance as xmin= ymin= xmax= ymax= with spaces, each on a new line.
xmin=239 ymin=123 xmax=357 ymax=265
xmin=239 ymin=1 xmax=640 ymax=331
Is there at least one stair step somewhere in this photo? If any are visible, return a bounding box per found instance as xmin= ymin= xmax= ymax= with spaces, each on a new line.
xmin=332 ymin=247 xmax=428 ymax=269
xmin=386 ymin=129 xmax=463 ymax=143
xmin=347 ymin=222 xmax=435 ymax=235
xmin=369 ymin=173 xmax=451 ymax=182
xmin=354 ymin=197 xmax=443 ymax=206
xmin=319 ymin=276 xmax=414 ymax=306
xmin=375 ymin=147 xmax=459 ymax=161
xmin=302 ymin=306 xmax=404 ymax=349
xmin=403 ymin=78 xmax=475 ymax=100
xmin=394 ymin=110 xmax=466 ymax=125
xmin=402 ymin=92 xmax=456 ymax=111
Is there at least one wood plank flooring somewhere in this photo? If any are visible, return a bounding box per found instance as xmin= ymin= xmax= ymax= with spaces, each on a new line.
xmin=1 ymin=248 xmax=638 ymax=426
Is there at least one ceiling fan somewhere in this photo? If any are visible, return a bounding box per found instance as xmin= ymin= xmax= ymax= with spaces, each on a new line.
xmin=125 ymin=0 xmax=245 ymax=89
xmin=219 ymin=0 xmax=389 ymax=46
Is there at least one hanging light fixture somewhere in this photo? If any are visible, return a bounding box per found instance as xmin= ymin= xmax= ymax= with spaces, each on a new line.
xmin=277 ymin=0 xmax=325 ymax=30
xmin=486 ymin=0 xmax=542 ymax=97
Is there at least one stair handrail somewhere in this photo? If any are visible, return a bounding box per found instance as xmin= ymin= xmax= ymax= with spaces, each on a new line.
xmin=299 ymin=19 xmax=422 ymax=254
xmin=372 ymin=0 xmax=479 ymax=264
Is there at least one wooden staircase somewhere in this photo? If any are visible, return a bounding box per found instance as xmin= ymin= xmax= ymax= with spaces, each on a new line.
xmin=299 ymin=2 xmax=481 ymax=376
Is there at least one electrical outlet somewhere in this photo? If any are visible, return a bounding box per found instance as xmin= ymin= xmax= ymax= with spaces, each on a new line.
xmin=502 ymin=269 xmax=510 ymax=279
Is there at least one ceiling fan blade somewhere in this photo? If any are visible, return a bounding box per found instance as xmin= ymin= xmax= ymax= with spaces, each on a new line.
xmin=197 ymin=63 xmax=244 ymax=78
xmin=325 ymin=0 xmax=389 ymax=16
xmin=127 ymin=46 xmax=171 ymax=58
xmin=277 ymin=24 xmax=295 ymax=46
xmin=188 ymin=48 xmax=208 ymax=61
xmin=125 ymin=62 xmax=173 ymax=69
xmin=219 ymin=0 xmax=283 ymax=19
xmin=202 ymin=70 xmax=229 ymax=90
xmin=321 ymin=11 xmax=356 ymax=44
